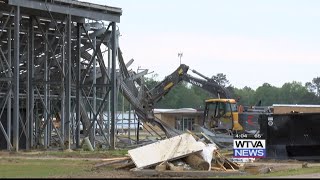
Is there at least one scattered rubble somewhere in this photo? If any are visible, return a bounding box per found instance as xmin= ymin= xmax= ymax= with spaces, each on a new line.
xmin=93 ymin=130 xmax=308 ymax=178
xmin=92 ymin=131 xmax=317 ymax=178
xmin=104 ymin=132 xmax=244 ymax=176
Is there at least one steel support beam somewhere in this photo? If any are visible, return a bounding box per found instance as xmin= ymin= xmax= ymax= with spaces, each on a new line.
xmin=44 ymin=30 xmax=48 ymax=148
xmin=26 ymin=17 xmax=35 ymax=150
xmin=110 ymin=22 xmax=117 ymax=149
xmin=65 ymin=14 xmax=72 ymax=149
xmin=7 ymin=26 xmax=12 ymax=150
xmin=75 ymin=23 xmax=81 ymax=148
xmin=61 ymin=32 xmax=65 ymax=146
xmin=90 ymin=37 xmax=97 ymax=148
xmin=12 ymin=5 xmax=20 ymax=151
xmin=107 ymin=45 xmax=111 ymax=144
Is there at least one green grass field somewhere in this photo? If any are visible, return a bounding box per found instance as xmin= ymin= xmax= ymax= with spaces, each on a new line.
xmin=0 ymin=149 xmax=128 ymax=178
xmin=223 ymin=166 xmax=320 ymax=178
xmin=13 ymin=149 xmax=129 ymax=158
xmin=0 ymin=158 xmax=96 ymax=178
xmin=1 ymin=150 xmax=320 ymax=178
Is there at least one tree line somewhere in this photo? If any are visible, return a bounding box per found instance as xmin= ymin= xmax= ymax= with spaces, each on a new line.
xmin=144 ymin=74 xmax=320 ymax=109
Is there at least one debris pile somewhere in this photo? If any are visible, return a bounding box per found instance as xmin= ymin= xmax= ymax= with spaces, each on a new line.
xmin=111 ymin=132 xmax=241 ymax=174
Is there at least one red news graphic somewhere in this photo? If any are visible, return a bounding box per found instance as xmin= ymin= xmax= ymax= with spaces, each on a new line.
xmin=233 ymin=139 xmax=266 ymax=158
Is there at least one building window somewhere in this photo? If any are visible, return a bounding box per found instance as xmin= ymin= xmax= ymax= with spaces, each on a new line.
xmin=175 ymin=116 xmax=195 ymax=131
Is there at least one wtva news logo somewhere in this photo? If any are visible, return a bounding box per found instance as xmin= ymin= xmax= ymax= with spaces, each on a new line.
xmin=233 ymin=139 xmax=266 ymax=158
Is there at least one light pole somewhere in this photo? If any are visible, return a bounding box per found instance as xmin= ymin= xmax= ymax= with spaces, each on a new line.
xmin=178 ymin=52 xmax=183 ymax=65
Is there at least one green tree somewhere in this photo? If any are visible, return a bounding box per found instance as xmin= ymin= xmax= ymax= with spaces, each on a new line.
xmin=254 ymin=83 xmax=280 ymax=106
xmin=144 ymin=76 xmax=159 ymax=89
xmin=233 ymin=86 xmax=256 ymax=106
xmin=305 ymin=82 xmax=316 ymax=94
xmin=312 ymin=77 xmax=320 ymax=96
xmin=279 ymin=81 xmax=309 ymax=104
xmin=211 ymin=73 xmax=230 ymax=87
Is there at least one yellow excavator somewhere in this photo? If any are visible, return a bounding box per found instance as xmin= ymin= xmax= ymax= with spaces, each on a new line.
xmin=204 ymin=98 xmax=243 ymax=131
xmin=147 ymin=64 xmax=245 ymax=132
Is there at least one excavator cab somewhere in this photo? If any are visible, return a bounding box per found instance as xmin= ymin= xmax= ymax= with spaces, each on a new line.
xmin=204 ymin=98 xmax=243 ymax=131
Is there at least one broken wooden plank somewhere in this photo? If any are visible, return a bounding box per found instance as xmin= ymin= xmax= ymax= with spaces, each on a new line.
xmin=128 ymin=133 xmax=204 ymax=169
xmin=101 ymin=156 xmax=130 ymax=162
xmin=211 ymin=166 xmax=224 ymax=171
xmin=186 ymin=130 xmax=201 ymax=141
xmin=223 ymin=160 xmax=235 ymax=170
xmin=225 ymin=159 xmax=240 ymax=170
xmin=217 ymin=161 xmax=227 ymax=171
xmin=200 ymin=132 xmax=215 ymax=144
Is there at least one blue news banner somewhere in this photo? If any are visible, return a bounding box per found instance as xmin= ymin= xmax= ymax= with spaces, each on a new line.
xmin=233 ymin=133 xmax=266 ymax=158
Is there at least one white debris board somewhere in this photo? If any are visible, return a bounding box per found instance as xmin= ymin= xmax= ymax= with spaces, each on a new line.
xmin=128 ymin=133 xmax=204 ymax=168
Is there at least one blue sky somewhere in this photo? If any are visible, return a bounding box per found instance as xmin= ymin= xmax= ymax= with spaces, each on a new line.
xmin=81 ymin=0 xmax=320 ymax=90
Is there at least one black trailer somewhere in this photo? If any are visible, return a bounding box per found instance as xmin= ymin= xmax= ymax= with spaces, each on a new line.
xmin=259 ymin=113 xmax=320 ymax=160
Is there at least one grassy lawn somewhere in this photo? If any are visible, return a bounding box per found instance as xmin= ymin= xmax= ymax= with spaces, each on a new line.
xmin=223 ymin=166 xmax=320 ymax=178
xmin=0 ymin=158 xmax=97 ymax=178
xmin=0 ymin=149 xmax=130 ymax=178
xmin=2 ymin=149 xmax=320 ymax=178
xmin=13 ymin=149 xmax=129 ymax=158
xmin=1 ymin=155 xmax=320 ymax=178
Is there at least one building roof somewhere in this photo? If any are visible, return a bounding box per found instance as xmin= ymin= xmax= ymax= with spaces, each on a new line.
xmin=3 ymin=0 xmax=122 ymax=22
xmin=154 ymin=108 xmax=202 ymax=114
xmin=273 ymin=104 xmax=320 ymax=108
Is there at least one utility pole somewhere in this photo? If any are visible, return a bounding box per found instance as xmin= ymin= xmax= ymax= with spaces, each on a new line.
xmin=178 ymin=52 xmax=183 ymax=65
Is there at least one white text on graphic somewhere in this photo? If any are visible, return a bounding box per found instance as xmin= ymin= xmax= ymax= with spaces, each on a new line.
xmin=233 ymin=139 xmax=266 ymax=158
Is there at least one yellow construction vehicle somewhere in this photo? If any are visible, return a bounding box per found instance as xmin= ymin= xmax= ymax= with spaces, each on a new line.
xmin=148 ymin=64 xmax=245 ymax=132
xmin=204 ymin=98 xmax=243 ymax=131
xmin=147 ymin=63 xmax=271 ymax=138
